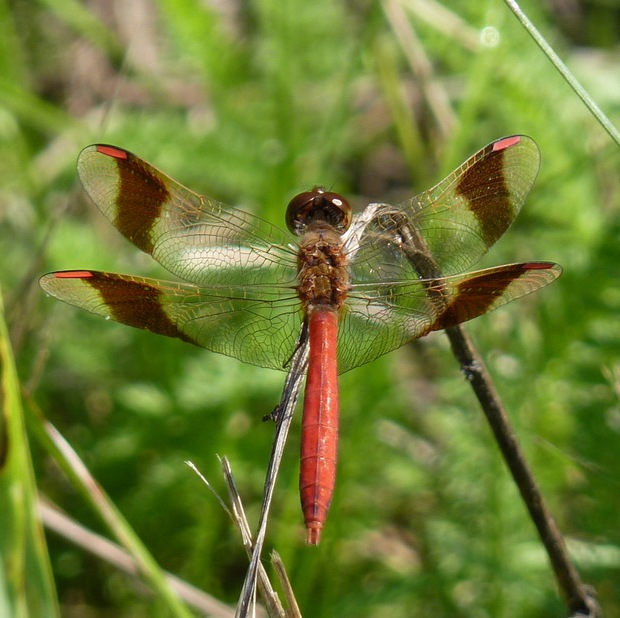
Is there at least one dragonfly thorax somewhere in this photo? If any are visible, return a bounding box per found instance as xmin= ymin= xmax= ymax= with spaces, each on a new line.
xmin=296 ymin=231 xmax=350 ymax=312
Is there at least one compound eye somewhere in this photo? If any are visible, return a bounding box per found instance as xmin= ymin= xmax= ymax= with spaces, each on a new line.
xmin=285 ymin=187 xmax=352 ymax=235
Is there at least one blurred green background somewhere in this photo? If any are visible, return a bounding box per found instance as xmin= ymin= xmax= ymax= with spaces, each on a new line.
xmin=2 ymin=0 xmax=620 ymax=616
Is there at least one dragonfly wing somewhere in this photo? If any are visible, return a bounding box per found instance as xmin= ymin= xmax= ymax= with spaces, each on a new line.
xmin=337 ymin=262 xmax=561 ymax=373
xmin=77 ymin=145 xmax=298 ymax=287
xmin=40 ymin=271 xmax=302 ymax=371
xmin=346 ymin=136 xmax=540 ymax=279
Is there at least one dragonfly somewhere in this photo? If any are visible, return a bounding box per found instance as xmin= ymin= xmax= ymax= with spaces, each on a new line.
xmin=40 ymin=135 xmax=561 ymax=544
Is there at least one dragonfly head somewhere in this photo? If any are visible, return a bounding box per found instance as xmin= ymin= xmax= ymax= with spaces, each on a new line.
xmin=286 ymin=187 xmax=352 ymax=236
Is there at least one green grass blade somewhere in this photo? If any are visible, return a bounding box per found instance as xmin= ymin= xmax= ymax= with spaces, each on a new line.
xmin=504 ymin=0 xmax=620 ymax=145
xmin=0 ymin=288 xmax=59 ymax=617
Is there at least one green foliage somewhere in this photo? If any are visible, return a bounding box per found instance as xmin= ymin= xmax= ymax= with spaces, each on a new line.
xmin=2 ymin=0 xmax=620 ymax=616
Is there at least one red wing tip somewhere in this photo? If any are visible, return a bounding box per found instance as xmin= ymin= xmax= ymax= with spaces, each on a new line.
xmin=96 ymin=145 xmax=129 ymax=159
xmin=306 ymin=525 xmax=323 ymax=545
xmin=52 ymin=271 xmax=95 ymax=279
xmin=524 ymin=262 xmax=561 ymax=271
xmin=492 ymin=135 xmax=522 ymax=152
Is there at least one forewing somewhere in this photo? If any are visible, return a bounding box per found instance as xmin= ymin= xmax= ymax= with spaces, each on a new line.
xmin=40 ymin=271 xmax=302 ymax=371
xmin=77 ymin=145 xmax=298 ymax=287
xmin=337 ymin=262 xmax=561 ymax=373
xmin=347 ymin=135 xmax=540 ymax=282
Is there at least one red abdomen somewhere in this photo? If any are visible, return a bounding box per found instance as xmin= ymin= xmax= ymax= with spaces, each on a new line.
xmin=300 ymin=308 xmax=339 ymax=545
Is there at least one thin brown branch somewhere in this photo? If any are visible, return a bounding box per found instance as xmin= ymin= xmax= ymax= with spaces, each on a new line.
xmin=390 ymin=195 xmax=600 ymax=616
xmin=444 ymin=326 xmax=601 ymax=617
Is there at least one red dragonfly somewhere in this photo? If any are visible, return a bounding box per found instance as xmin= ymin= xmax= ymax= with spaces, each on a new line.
xmin=40 ymin=135 xmax=561 ymax=544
